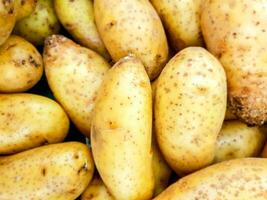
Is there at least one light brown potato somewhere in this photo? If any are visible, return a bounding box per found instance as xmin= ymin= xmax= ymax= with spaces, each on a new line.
xmin=43 ymin=35 xmax=110 ymax=138
xmin=201 ymin=0 xmax=267 ymax=125
xmin=215 ymin=121 xmax=267 ymax=163
xmin=0 ymin=93 xmax=69 ymax=154
xmin=94 ymin=0 xmax=169 ymax=80
xmin=15 ymin=0 xmax=37 ymax=20
xmin=91 ymin=56 xmax=154 ymax=200
xmin=0 ymin=142 xmax=94 ymax=200
xmin=0 ymin=35 xmax=43 ymax=93
xmin=155 ymin=47 xmax=227 ymax=175
xmin=151 ymin=0 xmax=203 ymax=52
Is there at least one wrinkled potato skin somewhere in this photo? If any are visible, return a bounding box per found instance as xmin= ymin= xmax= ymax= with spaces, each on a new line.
xmin=15 ymin=0 xmax=37 ymax=20
xmin=91 ymin=56 xmax=154 ymax=200
xmin=43 ymin=35 xmax=110 ymax=138
xmin=0 ymin=35 xmax=43 ymax=93
xmin=155 ymin=47 xmax=227 ymax=175
xmin=215 ymin=121 xmax=267 ymax=163
xmin=0 ymin=93 xmax=69 ymax=154
xmin=94 ymin=0 xmax=168 ymax=80
xmin=0 ymin=142 xmax=94 ymax=200
xmin=201 ymin=0 xmax=267 ymax=125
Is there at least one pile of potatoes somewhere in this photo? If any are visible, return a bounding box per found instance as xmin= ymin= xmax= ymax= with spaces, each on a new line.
xmin=0 ymin=0 xmax=267 ymax=199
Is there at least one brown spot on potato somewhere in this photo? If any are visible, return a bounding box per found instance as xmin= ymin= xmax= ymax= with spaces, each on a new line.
xmin=77 ymin=163 xmax=88 ymax=174
xmin=41 ymin=168 xmax=46 ymax=176
xmin=108 ymin=121 xmax=118 ymax=129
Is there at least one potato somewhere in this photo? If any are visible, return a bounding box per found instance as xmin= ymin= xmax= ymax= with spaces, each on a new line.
xmin=151 ymin=0 xmax=203 ymax=52
xmin=0 ymin=35 xmax=43 ymax=93
xmin=91 ymin=56 xmax=154 ymax=200
xmin=0 ymin=142 xmax=94 ymax=200
xmin=225 ymin=105 xmax=237 ymax=120
xmin=14 ymin=0 xmax=60 ymax=45
xmin=261 ymin=143 xmax=267 ymax=158
xmin=0 ymin=93 xmax=69 ymax=154
xmin=201 ymin=0 xmax=267 ymax=125
xmin=94 ymin=0 xmax=168 ymax=80
xmin=154 ymin=158 xmax=267 ymax=199
xmin=15 ymin=0 xmax=37 ymax=21
xmin=214 ymin=120 xmax=267 ymax=163
xmin=43 ymin=35 xmax=110 ymax=138
xmin=155 ymin=47 xmax=227 ymax=175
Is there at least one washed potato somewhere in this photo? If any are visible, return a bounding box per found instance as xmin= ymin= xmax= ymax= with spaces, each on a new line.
xmin=151 ymin=0 xmax=203 ymax=52
xmin=0 ymin=93 xmax=69 ymax=154
xmin=155 ymin=47 xmax=227 ymax=175
xmin=214 ymin=121 xmax=267 ymax=163
xmin=91 ymin=56 xmax=154 ymax=200
xmin=0 ymin=142 xmax=94 ymax=200
xmin=14 ymin=0 xmax=60 ymax=45
xmin=94 ymin=0 xmax=168 ymax=80
xmin=154 ymin=158 xmax=267 ymax=200
xmin=15 ymin=0 xmax=37 ymax=21
xmin=0 ymin=35 xmax=43 ymax=93
xmin=201 ymin=0 xmax=267 ymax=125
xmin=44 ymin=35 xmax=110 ymax=138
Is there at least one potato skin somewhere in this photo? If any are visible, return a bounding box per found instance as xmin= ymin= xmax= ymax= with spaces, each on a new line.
xmin=91 ymin=56 xmax=154 ymax=200
xmin=0 ymin=142 xmax=94 ymax=200
xmin=201 ymin=0 xmax=267 ymax=125
xmin=15 ymin=0 xmax=37 ymax=20
xmin=94 ymin=0 xmax=168 ymax=80
xmin=155 ymin=47 xmax=227 ymax=175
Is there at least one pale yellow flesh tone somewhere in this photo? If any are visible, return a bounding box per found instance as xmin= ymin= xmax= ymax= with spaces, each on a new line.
xmin=91 ymin=56 xmax=154 ymax=200
xmin=0 ymin=142 xmax=94 ymax=200
xmin=155 ymin=47 xmax=227 ymax=175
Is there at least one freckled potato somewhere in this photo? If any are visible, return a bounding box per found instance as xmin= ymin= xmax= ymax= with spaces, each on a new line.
xmin=0 ymin=142 xmax=94 ymax=200
xmin=94 ymin=0 xmax=169 ymax=80
xmin=0 ymin=35 xmax=43 ymax=93
xmin=15 ymin=0 xmax=37 ymax=21
xmin=43 ymin=35 xmax=110 ymax=138
xmin=155 ymin=47 xmax=227 ymax=175
xmin=91 ymin=56 xmax=154 ymax=200
xmin=214 ymin=120 xmax=267 ymax=163
xmin=0 ymin=93 xmax=69 ymax=154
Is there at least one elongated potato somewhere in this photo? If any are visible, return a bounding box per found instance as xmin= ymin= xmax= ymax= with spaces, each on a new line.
xmin=0 ymin=93 xmax=69 ymax=154
xmin=15 ymin=0 xmax=37 ymax=20
xmin=91 ymin=56 xmax=154 ymax=200
xmin=215 ymin=121 xmax=267 ymax=163
xmin=155 ymin=47 xmax=227 ymax=175
xmin=43 ymin=35 xmax=110 ymax=138
xmin=0 ymin=142 xmax=94 ymax=200
xmin=94 ymin=0 xmax=168 ymax=80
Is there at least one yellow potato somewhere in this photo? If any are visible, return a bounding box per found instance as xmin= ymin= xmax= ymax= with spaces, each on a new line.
xmin=201 ymin=0 xmax=267 ymax=125
xmin=43 ymin=35 xmax=110 ymax=138
xmin=15 ymin=0 xmax=37 ymax=20
xmin=151 ymin=0 xmax=203 ymax=52
xmin=0 ymin=142 xmax=94 ymax=200
xmin=94 ymin=0 xmax=169 ymax=80
xmin=261 ymin=143 xmax=267 ymax=158
xmin=215 ymin=121 xmax=267 ymax=163
xmin=155 ymin=47 xmax=227 ymax=175
xmin=0 ymin=35 xmax=43 ymax=93
xmin=91 ymin=56 xmax=154 ymax=200
xmin=0 ymin=93 xmax=69 ymax=154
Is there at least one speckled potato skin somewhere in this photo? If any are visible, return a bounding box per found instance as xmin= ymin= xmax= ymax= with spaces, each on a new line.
xmin=15 ymin=0 xmax=37 ymax=21
xmin=94 ymin=0 xmax=169 ymax=80
xmin=201 ymin=0 xmax=267 ymax=125
xmin=151 ymin=0 xmax=203 ymax=52
xmin=91 ymin=56 xmax=154 ymax=200
xmin=0 ymin=142 xmax=94 ymax=200
xmin=43 ymin=35 xmax=110 ymax=138
xmin=215 ymin=121 xmax=267 ymax=163
xmin=0 ymin=93 xmax=69 ymax=154
xmin=155 ymin=47 xmax=227 ymax=175
xmin=0 ymin=35 xmax=43 ymax=93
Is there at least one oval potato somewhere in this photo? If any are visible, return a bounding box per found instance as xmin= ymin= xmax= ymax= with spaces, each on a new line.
xmin=15 ymin=0 xmax=37 ymax=21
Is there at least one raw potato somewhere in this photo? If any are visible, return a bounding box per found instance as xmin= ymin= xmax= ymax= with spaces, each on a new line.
xmin=214 ymin=121 xmax=267 ymax=163
xmin=201 ymin=0 xmax=267 ymax=125
xmin=155 ymin=47 xmax=227 ymax=175
xmin=0 ymin=35 xmax=43 ymax=93
xmin=261 ymin=143 xmax=267 ymax=158
xmin=91 ymin=56 xmax=154 ymax=200
xmin=0 ymin=93 xmax=69 ymax=154
xmin=54 ymin=0 xmax=109 ymax=59
xmin=94 ymin=0 xmax=169 ymax=80
xmin=0 ymin=142 xmax=94 ymax=200
xmin=43 ymin=35 xmax=110 ymax=138
xmin=15 ymin=0 xmax=37 ymax=21
xmin=154 ymin=158 xmax=267 ymax=200
xmin=151 ymin=0 xmax=203 ymax=52
xmin=225 ymin=105 xmax=237 ymax=120
xmin=14 ymin=0 xmax=60 ymax=45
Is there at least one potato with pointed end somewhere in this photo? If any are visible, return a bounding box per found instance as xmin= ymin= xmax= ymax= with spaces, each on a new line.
xmin=15 ymin=0 xmax=37 ymax=21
